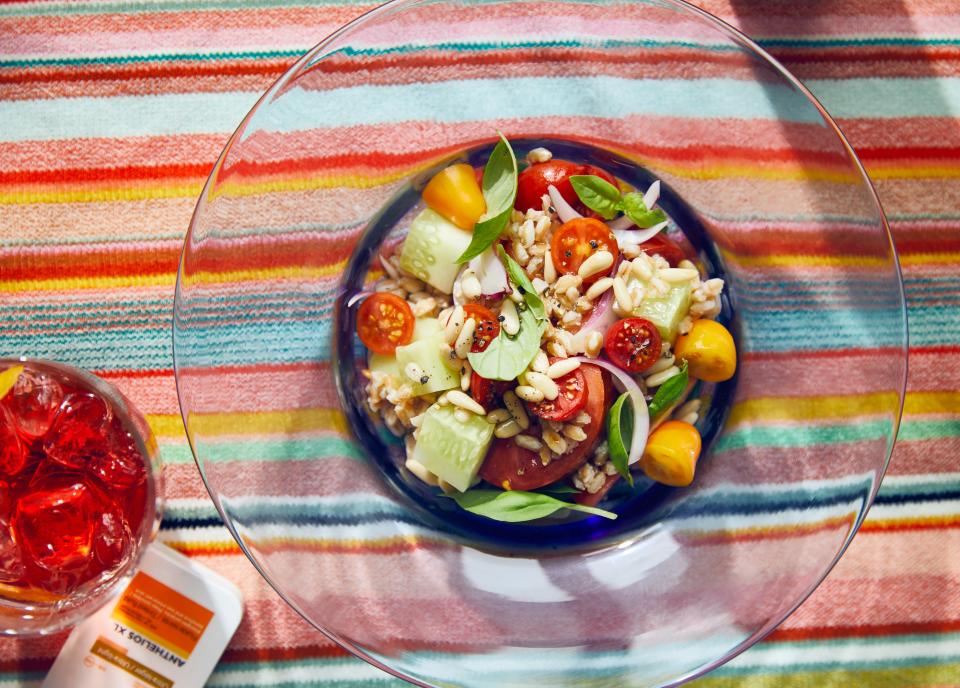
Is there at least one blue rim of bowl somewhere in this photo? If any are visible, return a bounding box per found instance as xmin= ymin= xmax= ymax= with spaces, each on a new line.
xmin=171 ymin=0 xmax=910 ymax=684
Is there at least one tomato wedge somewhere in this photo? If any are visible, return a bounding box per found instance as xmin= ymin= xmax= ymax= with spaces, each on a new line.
xmin=471 ymin=372 xmax=513 ymax=410
xmin=479 ymin=364 xmax=606 ymax=491
xmin=637 ymin=234 xmax=687 ymax=267
xmin=356 ymin=293 xmax=415 ymax=355
xmin=462 ymin=304 xmax=500 ymax=353
xmin=528 ymin=365 xmax=586 ymax=422
xmin=604 ymin=317 xmax=662 ymax=373
xmin=550 ymin=218 xmax=618 ymax=282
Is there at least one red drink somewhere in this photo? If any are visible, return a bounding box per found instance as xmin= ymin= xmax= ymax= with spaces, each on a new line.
xmin=0 ymin=360 xmax=159 ymax=630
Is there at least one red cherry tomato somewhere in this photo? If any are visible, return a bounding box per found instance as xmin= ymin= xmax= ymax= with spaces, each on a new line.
xmin=604 ymin=317 xmax=662 ymax=373
xmin=638 ymin=234 xmax=687 ymax=268
xmin=479 ymin=364 xmax=606 ymax=491
xmin=515 ymin=160 xmax=619 ymax=214
xmin=550 ymin=218 xmax=618 ymax=282
xmin=515 ymin=159 xmax=581 ymax=213
xmin=356 ymin=293 xmax=414 ymax=355
xmin=528 ymin=366 xmax=586 ymax=422
xmin=471 ymin=372 xmax=513 ymax=410
xmin=462 ymin=304 xmax=500 ymax=353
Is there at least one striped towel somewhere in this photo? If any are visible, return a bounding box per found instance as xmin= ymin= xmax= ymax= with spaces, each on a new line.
xmin=1 ymin=0 xmax=958 ymax=687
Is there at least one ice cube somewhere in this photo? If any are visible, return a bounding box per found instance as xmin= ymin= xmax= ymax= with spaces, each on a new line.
xmin=14 ymin=480 xmax=96 ymax=572
xmin=0 ymin=407 xmax=26 ymax=478
xmin=7 ymin=370 xmax=64 ymax=441
xmin=0 ymin=481 xmax=23 ymax=583
xmin=90 ymin=417 xmax=146 ymax=490
xmin=43 ymin=393 xmax=111 ymax=471
xmin=92 ymin=507 xmax=133 ymax=571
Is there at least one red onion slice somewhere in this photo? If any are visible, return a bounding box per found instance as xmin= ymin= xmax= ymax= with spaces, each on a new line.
xmin=469 ymin=247 xmax=508 ymax=296
xmin=643 ymin=180 xmax=661 ymax=209
xmin=574 ymin=357 xmax=649 ymax=466
xmin=613 ymin=219 xmax=669 ymax=247
xmin=548 ymin=184 xmax=582 ymax=223
xmin=569 ymin=289 xmax=616 ymax=353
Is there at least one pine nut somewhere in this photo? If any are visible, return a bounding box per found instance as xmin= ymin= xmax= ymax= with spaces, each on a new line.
xmin=531 ymin=277 xmax=548 ymax=294
xmin=585 ymin=330 xmax=603 ymax=358
xmin=675 ymin=399 xmax=702 ymax=418
xmin=500 ymin=299 xmax=520 ymax=335
xmin=514 ymin=434 xmax=542 ymax=451
xmin=454 ymin=317 xmax=476 ymax=359
xmin=405 ymin=458 xmax=440 ymax=486
xmin=444 ymin=305 xmax=465 ymax=343
xmin=631 ymin=256 xmax=653 ymax=281
xmin=585 ymin=277 xmax=614 ymax=301
xmin=613 ymin=276 xmax=632 ymax=313
xmin=487 ymin=408 xmax=511 ymax=424
xmin=679 ymin=412 xmax=699 ymax=425
xmin=651 ymin=276 xmax=670 ymax=295
xmin=542 ymin=429 xmax=567 ymax=454
xmin=454 ymin=408 xmax=471 ymax=423
xmin=509 ymin=288 xmax=524 ymax=304
xmin=513 ymin=242 xmax=530 ymax=266
xmin=678 ymin=259 xmax=697 ymax=271
xmin=554 ymin=329 xmax=574 ymax=354
xmin=561 ymin=311 xmax=581 ymax=327
xmin=521 ymin=220 xmax=536 ymax=247
xmin=404 ymin=362 xmax=426 ymax=384
xmin=539 ymin=447 xmax=552 ymax=466
xmin=412 ymin=297 xmax=437 ymax=317
xmin=494 ymin=419 xmax=522 ymax=438
xmin=574 ymin=411 xmax=592 ymax=425
xmin=659 ymin=267 xmax=699 ymax=283
xmin=400 ymin=277 xmax=423 ymax=293
xmin=447 ymin=390 xmax=486 ymax=415
xmin=437 ymin=392 xmax=449 ymax=405
xmin=460 ymin=360 xmax=472 ymax=392
xmin=562 ymin=424 xmax=588 ymax=442
xmin=547 ymin=342 xmax=568 ymax=359
xmin=526 ymin=147 xmax=553 ymax=164
xmin=525 ymin=372 xmax=559 ymax=400
xmin=461 ymin=272 xmax=482 ymax=300
xmin=544 ymin=245 xmax=557 ymax=283
xmin=526 ymin=256 xmax=543 ymax=276
xmin=554 ymin=274 xmax=581 ymax=293
xmin=502 ymin=391 xmax=529 ymax=429
xmin=547 ymin=358 xmax=580 ymax=379
xmin=577 ymin=250 xmax=614 ymax=280
xmin=645 ymin=365 xmax=681 ymax=387
xmin=532 ymin=350 xmax=550 ymax=373
xmin=645 ymin=354 xmax=676 ymax=375
xmin=515 ymin=385 xmax=545 ymax=403
xmin=575 ymin=297 xmax=592 ymax=313
xmin=375 ymin=279 xmax=399 ymax=292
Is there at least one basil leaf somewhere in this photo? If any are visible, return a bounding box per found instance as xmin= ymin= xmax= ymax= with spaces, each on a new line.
xmin=468 ymin=305 xmax=545 ymax=381
xmin=458 ymin=209 xmax=511 ymax=264
xmin=456 ymin=133 xmax=518 ymax=263
xmin=496 ymin=244 xmax=545 ymax=321
xmin=570 ymin=174 xmax=621 ymax=220
xmin=606 ymin=392 xmax=634 ymax=486
xmin=537 ymin=483 xmax=579 ymax=495
xmin=446 ymin=489 xmax=617 ymax=523
xmin=621 ymin=192 xmax=668 ymax=228
xmin=648 ymin=361 xmax=689 ymax=417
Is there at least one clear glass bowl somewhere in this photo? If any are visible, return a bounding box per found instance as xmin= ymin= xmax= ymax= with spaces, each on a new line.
xmin=172 ymin=0 xmax=907 ymax=685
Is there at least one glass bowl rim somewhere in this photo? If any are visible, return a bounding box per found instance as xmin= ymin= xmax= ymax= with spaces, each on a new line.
xmin=171 ymin=0 xmax=909 ymax=684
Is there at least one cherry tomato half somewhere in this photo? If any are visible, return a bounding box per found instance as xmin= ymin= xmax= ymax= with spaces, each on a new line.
xmin=471 ymin=372 xmax=513 ymax=410
xmin=550 ymin=218 xmax=618 ymax=282
xmin=479 ymin=364 xmax=606 ymax=491
xmin=515 ymin=160 xmax=618 ymax=213
xmin=638 ymin=234 xmax=687 ymax=268
xmin=604 ymin=317 xmax=662 ymax=373
xmin=462 ymin=304 xmax=500 ymax=353
xmin=356 ymin=293 xmax=414 ymax=355
xmin=528 ymin=365 xmax=586 ymax=422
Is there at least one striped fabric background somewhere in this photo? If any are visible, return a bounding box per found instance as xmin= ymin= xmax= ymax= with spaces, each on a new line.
xmin=1 ymin=0 xmax=958 ymax=687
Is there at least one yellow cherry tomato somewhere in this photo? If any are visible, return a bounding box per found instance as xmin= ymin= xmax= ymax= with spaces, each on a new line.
xmin=640 ymin=420 xmax=701 ymax=487
xmin=422 ymin=163 xmax=486 ymax=230
xmin=674 ymin=319 xmax=737 ymax=382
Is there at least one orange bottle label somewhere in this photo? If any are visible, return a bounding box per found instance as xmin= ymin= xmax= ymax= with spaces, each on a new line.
xmin=111 ymin=572 xmax=214 ymax=660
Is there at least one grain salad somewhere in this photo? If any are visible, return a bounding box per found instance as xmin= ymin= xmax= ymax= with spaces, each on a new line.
xmin=351 ymin=135 xmax=737 ymax=523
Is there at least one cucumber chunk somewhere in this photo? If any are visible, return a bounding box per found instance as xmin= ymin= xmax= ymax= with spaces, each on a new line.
xmin=399 ymin=209 xmax=472 ymax=294
xmin=395 ymin=332 xmax=459 ymax=395
xmin=628 ymin=276 xmax=692 ymax=344
xmin=368 ymin=352 xmax=402 ymax=383
xmin=413 ymin=404 xmax=494 ymax=492
xmin=412 ymin=316 xmax=442 ymax=341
